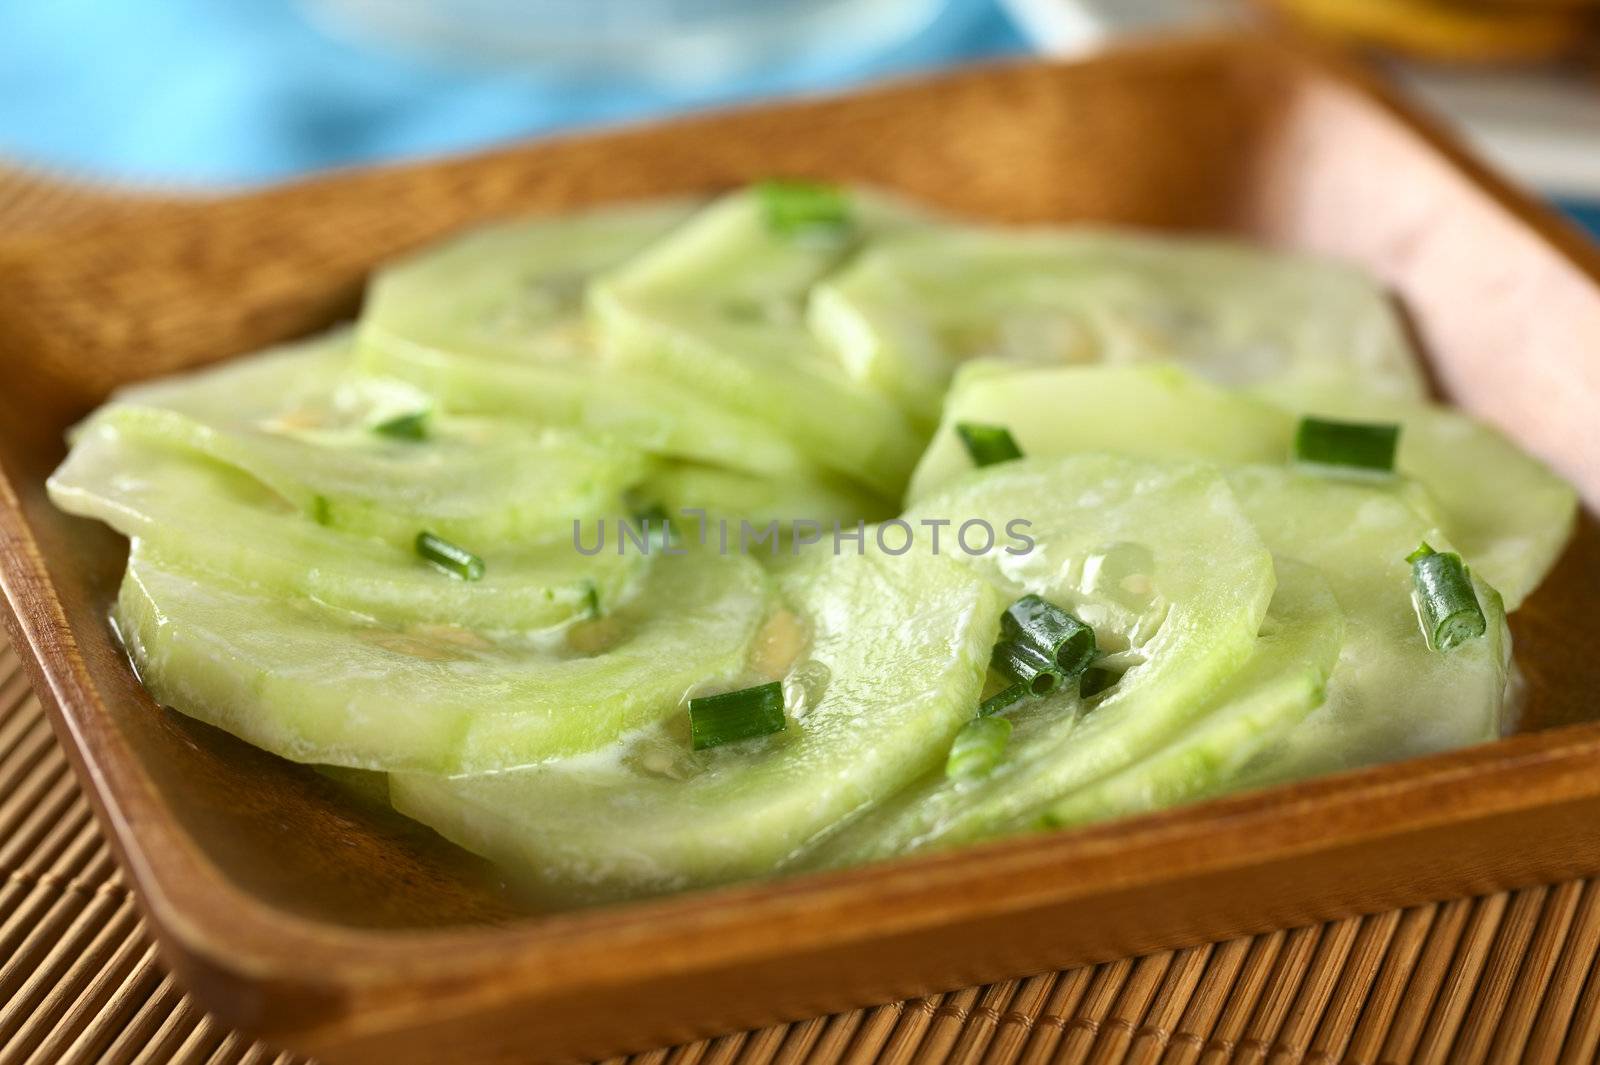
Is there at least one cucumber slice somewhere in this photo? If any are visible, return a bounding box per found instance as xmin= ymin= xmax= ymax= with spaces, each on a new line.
xmin=115 ymin=546 xmax=771 ymax=774
xmin=811 ymin=227 xmax=1426 ymax=426
xmin=645 ymin=461 xmax=893 ymax=532
xmin=907 ymin=363 xmax=1293 ymax=505
xmin=94 ymin=331 xmax=646 ymax=550
xmin=1225 ymin=467 xmax=1511 ymax=783
xmin=589 ymin=187 xmax=928 ymax=496
xmin=358 ymin=200 xmax=814 ymax=477
xmin=1258 ymin=383 xmax=1577 ymax=610
xmin=914 ymin=363 xmax=1575 ymax=611
xmin=50 ymin=425 xmax=644 ymax=631
xmin=390 ymin=543 xmax=1002 ymax=904
xmin=808 ymin=454 xmax=1276 ymax=864
xmin=361 ymin=201 xmax=700 ymax=366
xmin=1043 ymin=558 xmax=1343 ymax=827
xmin=907 ymin=364 xmax=1513 ymax=779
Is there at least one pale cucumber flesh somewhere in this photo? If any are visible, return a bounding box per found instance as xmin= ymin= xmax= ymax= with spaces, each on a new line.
xmin=1043 ymin=558 xmax=1343 ymax=827
xmin=390 ymin=544 xmax=1000 ymax=904
xmin=358 ymin=199 xmax=815 ymax=477
xmin=88 ymin=332 xmax=647 ymax=550
xmin=1255 ymin=381 xmax=1577 ymax=611
xmin=811 ymin=226 xmax=1427 ymax=427
xmin=1225 ymin=467 xmax=1511 ymax=782
xmin=50 ymin=426 xmax=644 ymax=631
xmin=116 ymin=546 xmax=771 ymax=774
xmin=589 ymin=188 xmax=928 ymax=496
xmin=808 ymin=454 xmax=1276 ymax=864
xmin=917 ymin=362 xmax=1573 ymax=610
xmin=908 ymin=363 xmax=1513 ymax=781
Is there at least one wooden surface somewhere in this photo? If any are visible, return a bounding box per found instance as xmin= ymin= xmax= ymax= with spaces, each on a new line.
xmin=4 ymin=35 xmax=1600 ymax=1064
xmin=7 ymin=629 xmax=1600 ymax=1063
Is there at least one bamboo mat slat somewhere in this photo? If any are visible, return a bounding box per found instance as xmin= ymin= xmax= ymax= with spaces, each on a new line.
xmin=3 ymin=167 xmax=1598 ymax=1064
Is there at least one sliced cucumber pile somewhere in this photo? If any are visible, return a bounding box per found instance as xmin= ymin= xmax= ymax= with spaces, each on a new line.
xmin=358 ymin=200 xmax=816 ymax=480
xmin=589 ymin=186 xmax=928 ymax=496
xmin=115 ymin=544 xmax=770 ymax=773
xmin=917 ymin=362 xmax=1572 ymax=615
xmin=50 ymin=184 xmax=1576 ymax=907
xmin=1043 ymin=559 xmax=1343 ymax=827
xmin=811 ymin=227 xmax=1428 ymax=426
xmin=391 ymin=544 xmax=1000 ymax=904
xmin=805 ymin=454 xmax=1277 ymax=864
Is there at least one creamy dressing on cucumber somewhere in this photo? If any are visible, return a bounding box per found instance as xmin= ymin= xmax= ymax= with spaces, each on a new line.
xmin=49 ymin=184 xmax=1577 ymax=907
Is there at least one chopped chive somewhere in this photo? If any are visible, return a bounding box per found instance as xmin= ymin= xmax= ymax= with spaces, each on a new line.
xmin=1294 ymin=417 xmax=1400 ymax=472
xmin=373 ymin=410 xmax=429 ymax=441
xmin=979 ymin=681 xmax=1031 ymax=718
xmin=310 ymin=494 xmax=333 ymax=527
xmin=582 ymin=580 xmax=601 ymax=619
xmin=1079 ymin=667 xmax=1118 ymax=698
xmin=689 ymin=682 xmax=786 ymax=750
xmin=632 ymin=503 xmax=675 ymax=550
xmin=1408 ymin=542 xmax=1486 ymax=651
xmin=1406 ymin=541 xmax=1436 ymax=565
xmin=991 ymin=639 xmax=1065 ymax=696
xmin=633 ymin=502 xmax=671 ymax=527
xmin=1001 ymin=594 xmax=1097 ymax=679
xmin=955 ymin=422 xmax=1023 ymax=468
xmin=757 ymin=179 xmax=852 ymax=239
xmin=946 ymin=716 xmax=1012 ymax=779
xmin=416 ymin=531 xmax=485 ymax=581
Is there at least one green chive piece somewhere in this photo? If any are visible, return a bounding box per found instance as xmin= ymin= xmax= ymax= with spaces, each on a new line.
xmin=955 ymin=422 xmax=1023 ymax=468
xmin=991 ymin=639 xmax=1065 ymax=697
xmin=946 ymin=716 xmax=1012 ymax=779
xmin=979 ymin=681 xmax=1031 ymax=718
xmin=757 ymin=179 xmax=852 ymax=239
xmin=582 ymin=580 xmax=601 ymax=620
xmin=1408 ymin=542 xmax=1486 ymax=651
xmin=1080 ymin=667 xmax=1119 ymax=698
xmin=1294 ymin=416 xmax=1400 ymax=472
xmin=373 ymin=410 xmax=429 ymax=441
xmin=1406 ymin=541 xmax=1436 ymax=565
xmin=632 ymin=503 xmax=675 ymax=550
xmin=416 ymin=531 xmax=485 ymax=581
xmin=689 ymin=682 xmax=786 ymax=750
xmin=1001 ymin=594 xmax=1097 ymax=679
xmin=310 ymin=494 xmax=333 ymax=527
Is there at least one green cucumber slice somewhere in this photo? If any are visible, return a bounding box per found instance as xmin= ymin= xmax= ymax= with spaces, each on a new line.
xmin=811 ymin=227 xmax=1426 ymax=426
xmin=1225 ymin=466 xmax=1511 ymax=783
xmin=358 ymin=200 xmax=814 ymax=477
xmin=51 ymin=425 xmax=644 ymax=631
xmin=361 ymin=200 xmax=700 ymax=366
xmin=907 ymin=362 xmax=1292 ymax=505
xmin=588 ymin=187 xmax=928 ymax=496
xmin=914 ymin=363 xmax=1574 ymax=611
xmin=645 ymin=461 xmax=892 ymax=532
xmin=808 ymin=454 xmax=1276 ymax=864
xmin=115 ymin=546 xmax=771 ymax=774
xmin=92 ymin=331 xmax=646 ymax=550
xmin=1043 ymin=558 xmax=1343 ymax=827
xmin=1259 ymin=382 xmax=1577 ymax=610
xmin=390 ymin=543 xmax=1001 ymax=904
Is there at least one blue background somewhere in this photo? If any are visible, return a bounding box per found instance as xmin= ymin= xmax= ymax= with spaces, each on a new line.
xmin=0 ymin=0 xmax=1023 ymax=185
xmin=0 ymin=0 xmax=1593 ymax=235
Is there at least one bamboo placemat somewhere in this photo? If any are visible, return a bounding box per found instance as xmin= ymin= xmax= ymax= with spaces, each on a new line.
xmin=4 ymin=168 xmax=1600 ymax=1064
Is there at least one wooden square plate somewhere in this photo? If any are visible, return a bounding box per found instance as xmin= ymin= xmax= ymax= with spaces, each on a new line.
xmin=1 ymin=33 xmax=1598 ymax=1065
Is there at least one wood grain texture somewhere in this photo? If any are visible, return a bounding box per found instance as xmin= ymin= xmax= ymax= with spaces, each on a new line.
xmin=2 ymin=34 xmax=1600 ymax=1064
